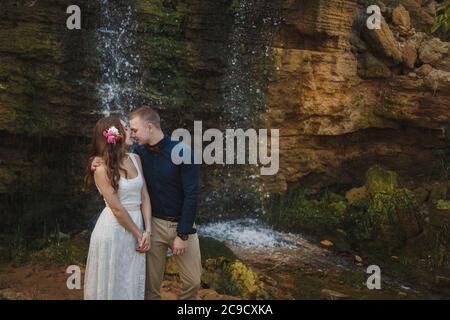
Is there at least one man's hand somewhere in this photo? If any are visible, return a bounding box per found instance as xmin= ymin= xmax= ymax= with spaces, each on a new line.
xmin=90 ymin=156 xmax=104 ymax=172
xmin=171 ymin=236 xmax=188 ymax=256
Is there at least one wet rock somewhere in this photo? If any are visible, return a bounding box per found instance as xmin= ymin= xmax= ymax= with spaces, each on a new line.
xmin=320 ymin=289 xmax=350 ymax=300
xmin=199 ymin=236 xmax=238 ymax=261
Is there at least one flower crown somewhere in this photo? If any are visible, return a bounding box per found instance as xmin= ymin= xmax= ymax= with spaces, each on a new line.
xmin=102 ymin=126 xmax=122 ymax=145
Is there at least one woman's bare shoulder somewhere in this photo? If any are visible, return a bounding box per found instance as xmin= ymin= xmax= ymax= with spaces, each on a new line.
xmin=94 ymin=163 xmax=108 ymax=179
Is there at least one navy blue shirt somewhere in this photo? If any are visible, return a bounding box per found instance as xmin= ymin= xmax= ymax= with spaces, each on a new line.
xmin=132 ymin=134 xmax=199 ymax=235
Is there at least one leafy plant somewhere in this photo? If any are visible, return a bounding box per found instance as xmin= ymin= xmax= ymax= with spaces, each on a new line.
xmin=264 ymin=188 xmax=346 ymax=236
xmin=432 ymin=0 xmax=450 ymax=33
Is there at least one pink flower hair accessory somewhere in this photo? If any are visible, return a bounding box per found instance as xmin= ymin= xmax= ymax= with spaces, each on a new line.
xmin=102 ymin=126 xmax=122 ymax=145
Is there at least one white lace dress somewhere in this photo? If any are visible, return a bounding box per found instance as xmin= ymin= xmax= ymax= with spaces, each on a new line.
xmin=84 ymin=153 xmax=146 ymax=300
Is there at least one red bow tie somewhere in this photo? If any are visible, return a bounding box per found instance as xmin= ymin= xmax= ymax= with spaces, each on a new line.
xmin=145 ymin=145 xmax=161 ymax=153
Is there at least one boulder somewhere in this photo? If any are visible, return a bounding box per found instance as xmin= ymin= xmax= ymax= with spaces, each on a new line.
xmin=392 ymin=5 xmax=411 ymax=31
xmin=362 ymin=16 xmax=403 ymax=64
xmin=415 ymin=64 xmax=433 ymax=76
xmin=424 ymin=69 xmax=450 ymax=92
xmin=401 ymin=0 xmax=436 ymax=30
xmin=402 ymin=40 xmax=417 ymax=69
xmin=201 ymin=257 xmax=268 ymax=299
xmin=418 ymin=37 xmax=449 ymax=65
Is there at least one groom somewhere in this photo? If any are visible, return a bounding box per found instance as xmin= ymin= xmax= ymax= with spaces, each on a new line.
xmin=128 ymin=106 xmax=202 ymax=300
xmin=92 ymin=106 xmax=202 ymax=300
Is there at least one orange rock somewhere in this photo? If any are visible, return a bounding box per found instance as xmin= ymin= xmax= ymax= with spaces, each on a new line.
xmin=320 ymin=240 xmax=334 ymax=247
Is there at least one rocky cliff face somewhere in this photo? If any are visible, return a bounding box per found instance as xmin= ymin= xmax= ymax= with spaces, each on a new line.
xmin=0 ymin=0 xmax=448 ymax=234
xmin=261 ymin=0 xmax=450 ymax=191
xmin=0 ymin=0 xmax=102 ymax=237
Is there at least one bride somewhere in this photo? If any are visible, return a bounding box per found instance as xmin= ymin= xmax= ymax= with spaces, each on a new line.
xmin=83 ymin=116 xmax=152 ymax=300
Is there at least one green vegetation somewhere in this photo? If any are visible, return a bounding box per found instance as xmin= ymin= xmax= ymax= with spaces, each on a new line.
xmin=263 ymin=165 xmax=449 ymax=291
xmin=432 ymin=0 xmax=450 ymax=33
xmin=202 ymin=257 xmax=268 ymax=299
xmin=134 ymin=0 xmax=189 ymax=107
xmin=3 ymin=234 xmax=89 ymax=268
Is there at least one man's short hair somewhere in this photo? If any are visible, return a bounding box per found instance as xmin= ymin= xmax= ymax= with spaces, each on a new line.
xmin=129 ymin=106 xmax=161 ymax=128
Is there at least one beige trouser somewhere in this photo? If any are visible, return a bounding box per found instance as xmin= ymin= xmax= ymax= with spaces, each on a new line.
xmin=145 ymin=217 xmax=202 ymax=300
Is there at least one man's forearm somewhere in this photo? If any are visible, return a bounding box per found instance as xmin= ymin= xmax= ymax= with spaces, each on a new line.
xmin=177 ymin=196 xmax=197 ymax=234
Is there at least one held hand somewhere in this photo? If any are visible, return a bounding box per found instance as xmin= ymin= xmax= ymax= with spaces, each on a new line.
xmin=135 ymin=233 xmax=144 ymax=252
xmin=90 ymin=156 xmax=104 ymax=172
xmin=171 ymin=236 xmax=188 ymax=256
xmin=137 ymin=232 xmax=151 ymax=253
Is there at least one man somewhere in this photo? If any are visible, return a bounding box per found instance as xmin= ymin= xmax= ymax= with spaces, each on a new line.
xmin=92 ymin=106 xmax=202 ymax=300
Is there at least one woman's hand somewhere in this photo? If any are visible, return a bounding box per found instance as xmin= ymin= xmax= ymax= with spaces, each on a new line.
xmin=136 ymin=232 xmax=151 ymax=253
xmin=90 ymin=156 xmax=104 ymax=172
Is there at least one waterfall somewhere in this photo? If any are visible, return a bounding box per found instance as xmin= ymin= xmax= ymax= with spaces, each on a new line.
xmin=200 ymin=0 xmax=282 ymax=221
xmin=95 ymin=0 xmax=141 ymax=117
xmin=221 ymin=0 xmax=280 ymax=126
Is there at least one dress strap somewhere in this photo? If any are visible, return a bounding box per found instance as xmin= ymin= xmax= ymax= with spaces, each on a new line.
xmin=128 ymin=153 xmax=141 ymax=178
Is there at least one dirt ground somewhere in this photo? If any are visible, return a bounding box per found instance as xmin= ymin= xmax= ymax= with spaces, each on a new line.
xmin=0 ymin=263 xmax=237 ymax=300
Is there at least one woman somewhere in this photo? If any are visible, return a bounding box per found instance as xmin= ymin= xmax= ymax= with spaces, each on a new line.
xmin=83 ymin=116 xmax=152 ymax=300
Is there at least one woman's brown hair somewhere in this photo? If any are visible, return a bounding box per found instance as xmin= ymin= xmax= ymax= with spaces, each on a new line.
xmin=84 ymin=116 xmax=129 ymax=193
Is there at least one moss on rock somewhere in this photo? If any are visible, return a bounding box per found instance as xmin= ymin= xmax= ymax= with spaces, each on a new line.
xmin=365 ymin=165 xmax=398 ymax=195
xmin=202 ymin=257 xmax=268 ymax=299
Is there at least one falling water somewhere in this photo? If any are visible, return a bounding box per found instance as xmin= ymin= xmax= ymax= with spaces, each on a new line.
xmin=95 ymin=0 xmax=141 ymax=117
xmin=201 ymin=0 xmax=282 ymax=220
xmin=221 ymin=0 xmax=280 ymax=126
